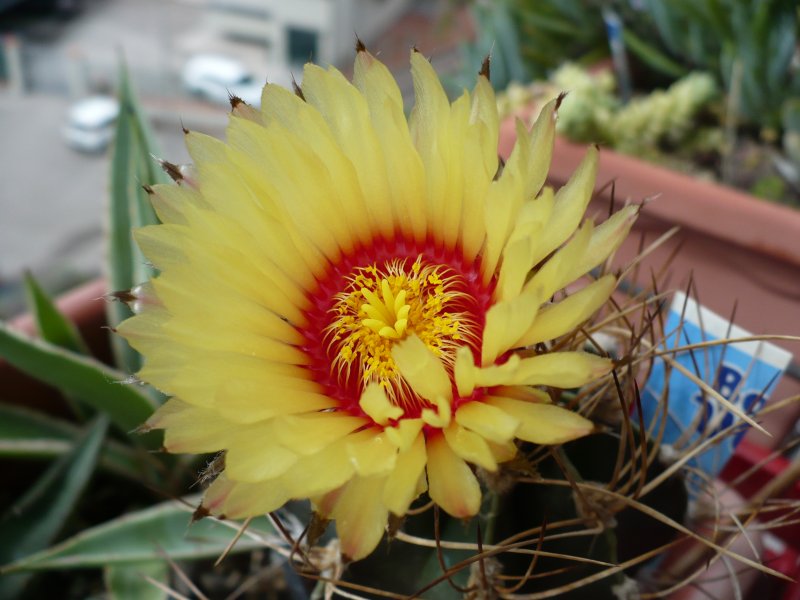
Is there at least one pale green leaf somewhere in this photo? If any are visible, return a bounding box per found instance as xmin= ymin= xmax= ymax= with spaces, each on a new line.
xmin=0 ymin=403 xmax=157 ymax=481
xmin=24 ymin=271 xmax=91 ymax=420
xmin=105 ymin=560 xmax=168 ymax=600
xmin=0 ymin=322 xmax=157 ymax=434
xmin=107 ymin=61 xmax=166 ymax=374
xmin=1 ymin=498 xmax=278 ymax=572
xmin=23 ymin=273 xmax=89 ymax=356
xmin=0 ymin=415 xmax=108 ymax=597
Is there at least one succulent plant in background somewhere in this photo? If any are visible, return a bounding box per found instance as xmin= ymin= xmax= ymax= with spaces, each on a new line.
xmin=465 ymin=0 xmax=800 ymax=204
xmin=610 ymin=71 xmax=718 ymax=156
xmin=550 ymin=63 xmax=618 ymax=144
xmin=466 ymin=0 xmax=799 ymax=133
xmin=636 ymin=0 xmax=800 ymax=133
xmin=496 ymin=64 xmax=719 ymax=163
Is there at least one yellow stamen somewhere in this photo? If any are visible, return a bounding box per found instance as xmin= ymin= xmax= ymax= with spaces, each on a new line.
xmin=324 ymin=256 xmax=478 ymax=410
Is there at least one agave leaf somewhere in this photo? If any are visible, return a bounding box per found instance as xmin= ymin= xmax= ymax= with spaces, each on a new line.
xmin=551 ymin=0 xmax=588 ymax=22
xmin=107 ymin=61 xmax=166 ymax=375
xmin=0 ymin=403 xmax=157 ymax=481
xmin=23 ymin=273 xmax=89 ymax=356
xmin=107 ymin=87 xmax=139 ymax=374
xmin=519 ymin=11 xmax=584 ymax=37
xmin=24 ymin=272 xmax=92 ymax=420
xmin=1 ymin=499 xmax=277 ymax=572
xmin=766 ymin=15 xmax=797 ymax=99
xmin=491 ymin=5 xmax=529 ymax=85
xmin=105 ymin=560 xmax=168 ymax=600
xmin=622 ymin=29 xmax=688 ymax=79
xmin=0 ymin=415 xmax=108 ymax=597
xmin=644 ymin=0 xmax=683 ymax=55
xmin=705 ymin=0 xmax=732 ymax=39
xmin=0 ymin=322 xmax=157 ymax=434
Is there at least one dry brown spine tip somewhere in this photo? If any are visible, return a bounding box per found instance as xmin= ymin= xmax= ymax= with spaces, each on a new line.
xmin=131 ymin=422 xmax=153 ymax=435
xmin=291 ymin=75 xmax=305 ymax=101
xmin=387 ymin=513 xmax=405 ymax=539
xmin=141 ymin=184 xmax=154 ymax=195
xmin=479 ymin=54 xmax=491 ymax=80
xmin=410 ymin=46 xmax=432 ymax=63
xmin=306 ymin=512 xmax=332 ymax=547
xmin=493 ymin=155 xmax=506 ymax=181
xmin=192 ymin=505 xmax=211 ymax=523
xmin=159 ymin=159 xmax=183 ymax=182
xmin=355 ymin=36 xmax=366 ymax=53
xmin=340 ymin=553 xmax=354 ymax=566
xmin=108 ymin=289 xmax=137 ymax=304
xmin=228 ymin=94 xmax=244 ymax=109
xmin=555 ymin=91 xmax=568 ymax=111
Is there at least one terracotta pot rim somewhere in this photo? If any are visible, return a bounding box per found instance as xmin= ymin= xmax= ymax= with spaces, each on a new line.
xmin=574 ymin=138 xmax=800 ymax=266
xmin=499 ymin=115 xmax=800 ymax=267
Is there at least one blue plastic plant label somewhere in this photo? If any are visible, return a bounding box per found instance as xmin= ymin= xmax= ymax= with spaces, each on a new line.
xmin=640 ymin=291 xmax=793 ymax=476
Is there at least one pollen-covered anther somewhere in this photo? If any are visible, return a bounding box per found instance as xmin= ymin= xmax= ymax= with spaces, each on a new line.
xmin=324 ymin=257 xmax=478 ymax=408
xmin=158 ymin=158 xmax=184 ymax=182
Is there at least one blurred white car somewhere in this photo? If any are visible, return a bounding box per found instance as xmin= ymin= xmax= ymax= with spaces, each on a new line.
xmin=182 ymin=54 xmax=263 ymax=107
xmin=62 ymin=95 xmax=120 ymax=153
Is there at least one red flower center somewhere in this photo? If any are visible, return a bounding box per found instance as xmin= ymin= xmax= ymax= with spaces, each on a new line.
xmin=300 ymin=238 xmax=494 ymax=419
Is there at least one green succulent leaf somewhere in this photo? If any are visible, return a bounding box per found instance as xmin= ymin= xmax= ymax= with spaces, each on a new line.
xmin=105 ymin=560 xmax=168 ymax=600
xmin=0 ymin=403 xmax=157 ymax=481
xmin=0 ymin=415 xmax=108 ymax=597
xmin=23 ymin=273 xmax=89 ymax=356
xmin=519 ymin=10 xmax=583 ymax=37
xmin=622 ymin=29 xmax=688 ymax=80
xmin=107 ymin=60 xmax=166 ymax=375
xmin=23 ymin=271 xmax=92 ymax=420
xmin=1 ymin=499 xmax=278 ymax=573
xmin=0 ymin=322 xmax=157 ymax=434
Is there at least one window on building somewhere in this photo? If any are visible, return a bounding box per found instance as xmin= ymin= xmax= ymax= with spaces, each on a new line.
xmin=288 ymin=27 xmax=318 ymax=65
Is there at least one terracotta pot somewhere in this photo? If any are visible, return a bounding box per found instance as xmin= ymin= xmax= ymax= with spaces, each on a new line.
xmin=498 ymin=121 xmax=800 ymax=447
xmin=0 ymin=278 xmax=111 ymax=417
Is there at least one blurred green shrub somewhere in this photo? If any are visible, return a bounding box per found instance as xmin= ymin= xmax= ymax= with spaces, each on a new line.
xmin=464 ymin=0 xmax=800 ymax=134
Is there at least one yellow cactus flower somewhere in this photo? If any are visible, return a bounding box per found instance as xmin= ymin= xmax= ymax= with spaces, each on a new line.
xmin=119 ymin=47 xmax=638 ymax=561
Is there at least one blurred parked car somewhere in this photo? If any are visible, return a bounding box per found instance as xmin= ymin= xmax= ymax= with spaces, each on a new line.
xmin=61 ymin=95 xmax=120 ymax=153
xmin=182 ymin=54 xmax=263 ymax=107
